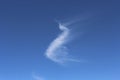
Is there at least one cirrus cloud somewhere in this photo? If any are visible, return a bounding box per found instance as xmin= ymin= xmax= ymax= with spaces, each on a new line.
xmin=45 ymin=23 xmax=80 ymax=64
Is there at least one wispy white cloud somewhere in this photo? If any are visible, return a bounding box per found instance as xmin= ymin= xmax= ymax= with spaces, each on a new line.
xmin=33 ymin=74 xmax=44 ymax=80
xmin=45 ymin=23 xmax=79 ymax=64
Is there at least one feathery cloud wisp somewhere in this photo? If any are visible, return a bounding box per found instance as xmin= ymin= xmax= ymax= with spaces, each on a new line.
xmin=33 ymin=74 xmax=44 ymax=80
xmin=45 ymin=23 xmax=79 ymax=64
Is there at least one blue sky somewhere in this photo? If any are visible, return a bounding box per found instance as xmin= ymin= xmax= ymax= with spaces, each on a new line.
xmin=0 ymin=0 xmax=120 ymax=80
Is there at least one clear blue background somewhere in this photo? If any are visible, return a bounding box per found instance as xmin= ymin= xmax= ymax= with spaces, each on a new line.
xmin=0 ymin=0 xmax=120 ymax=80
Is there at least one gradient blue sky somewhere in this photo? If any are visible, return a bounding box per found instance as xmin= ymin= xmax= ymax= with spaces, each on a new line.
xmin=0 ymin=0 xmax=120 ymax=80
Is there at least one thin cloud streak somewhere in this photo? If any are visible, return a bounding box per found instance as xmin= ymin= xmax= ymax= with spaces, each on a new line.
xmin=45 ymin=23 xmax=79 ymax=64
xmin=33 ymin=74 xmax=44 ymax=80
